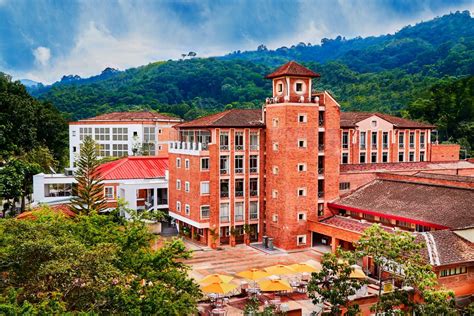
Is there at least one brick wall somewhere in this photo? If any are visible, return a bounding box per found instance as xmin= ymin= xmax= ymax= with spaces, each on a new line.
xmin=430 ymin=144 xmax=460 ymax=161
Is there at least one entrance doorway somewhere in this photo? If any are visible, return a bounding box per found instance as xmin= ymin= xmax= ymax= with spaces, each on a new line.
xmin=312 ymin=232 xmax=332 ymax=253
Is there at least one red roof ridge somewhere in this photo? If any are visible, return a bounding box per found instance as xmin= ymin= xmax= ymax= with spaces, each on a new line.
xmin=266 ymin=61 xmax=320 ymax=79
xmin=99 ymin=158 xmax=129 ymax=178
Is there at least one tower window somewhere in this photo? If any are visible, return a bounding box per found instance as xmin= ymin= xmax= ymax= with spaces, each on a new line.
xmin=298 ymin=139 xmax=307 ymax=148
xmin=277 ymin=83 xmax=283 ymax=93
xmin=298 ymin=163 xmax=307 ymax=172
xmin=296 ymin=83 xmax=303 ymax=92
xmin=298 ymin=114 xmax=307 ymax=123
xmin=297 ymin=188 xmax=307 ymax=197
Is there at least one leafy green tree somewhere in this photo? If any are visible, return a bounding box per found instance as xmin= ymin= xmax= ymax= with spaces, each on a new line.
xmin=0 ymin=207 xmax=201 ymax=314
xmin=70 ymin=136 xmax=107 ymax=214
xmin=308 ymin=250 xmax=365 ymax=315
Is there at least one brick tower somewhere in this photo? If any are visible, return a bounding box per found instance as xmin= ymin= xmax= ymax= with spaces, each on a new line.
xmin=264 ymin=61 xmax=340 ymax=250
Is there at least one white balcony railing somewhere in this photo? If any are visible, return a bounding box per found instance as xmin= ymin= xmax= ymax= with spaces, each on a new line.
xmin=169 ymin=141 xmax=208 ymax=155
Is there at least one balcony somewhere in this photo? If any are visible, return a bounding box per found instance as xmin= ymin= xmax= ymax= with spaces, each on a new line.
xmin=266 ymin=95 xmax=321 ymax=104
xmin=220 ymin=191 xmax=229 ymax=198
xmin=235 ymin=168 xmax=243 ymax=174
xmin=235 ymin=191 xmax=244 ymax=197
xmin=250 ymin=167 xmax=258 ymax=173
xmin=169 ymin=141 xmax=208 ymax=155
xmin=220 ymin=168 xmax=229 ymax=175
xmin=220 ymin=144 xmax=229 ymax=151
xmin=250 ymin=145 xmax=259 ymax=151
xmin=420 ymin=143 xmax=425 ymax=149
xmin=250 ymin=190 xmax=258 ymax=197
xmin=220 ymin=216 xmax=230 ymax=223
xmin=235 ymin=145 xmax=244 ymax=151
xmin=235 ymin=215 xmax=244 ymax=222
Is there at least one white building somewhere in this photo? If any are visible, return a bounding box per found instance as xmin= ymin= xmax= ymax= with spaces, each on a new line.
xmin=69 ymin=111 xmax=182 ymax=168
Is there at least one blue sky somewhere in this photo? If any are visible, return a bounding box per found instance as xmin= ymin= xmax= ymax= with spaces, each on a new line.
xmin=0 ymin=0 xmax=472 ymax=83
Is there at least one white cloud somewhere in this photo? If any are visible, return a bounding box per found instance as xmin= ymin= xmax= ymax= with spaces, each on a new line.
xmin=33 ymin=46 xmax=51 ymax=66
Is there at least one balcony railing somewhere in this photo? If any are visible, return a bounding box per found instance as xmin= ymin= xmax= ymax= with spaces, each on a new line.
xmin=342 ymin=144 xmax=349 ymax=150
xmin=235 ymin=168 xmax=243 ymax=174
xmin=220 ymin=191 xmax=229 ymax=198
xmin=235 ymin=215 xmax=244 ymax=222
xmin=169 ymin=141 xmax=208 ymax=153
xmin=318 ymin=191 xmax=324 ymax=198
xmin=318 ymin=168 xmax=324 ymax=175
xmin=250 ymin=190 xmax=258 ymax=197
xmin=360 ymin=144 xmax=366 ymax=150
xmin=250 ymin=145 xmax=259 ymax=151
xmin=420 ymin=143 xmax=425 ymax=149
xmin=201 ymin=212 xmax=210 ymax=219
xmin=235 ymin=191 xmax=244 ymax=197
xmin=399 ymin=143 xmax=404 ymax=149
xmin=410 ymin=143 xmax=415 ymax=149
xmin=250 ymin=213 xmax=258 ymax=220
xmin=319 ymin=119 xmax=324 ymax=126
xmin=220 ymin=144 xmax=229 ymax=150
xmin=220 ymin=216 xmax=230 ymax=223
xmin=235 ymin=145 xmax=244 ymax=151
xmin=383 ymin=143 xmax=388 ymax=149
xmin=250 ymin=167 xmax=258 ymax=173
xmin=319 ymin=144 xmax=325 ymax=151
xmin=220 ymin=168 xmax=229 ymax=175
xmin=266 ymin=95 xmax=321 ymax=104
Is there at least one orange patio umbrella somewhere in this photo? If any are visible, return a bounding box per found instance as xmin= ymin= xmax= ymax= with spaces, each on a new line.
xmin=288 ymin=263 xmax=321 ymax=273
xmin=236 ymin=268 xmax=271 ymax=281
xmin=258 ymin=279 xmax=293 ymax=292
xmin=199 ymin=274 xmax=233 ymax=284
xmin=201 ymin=281 xmax=238 ymax=294
xmin=264 ymin=264 xmax=295 ymax=275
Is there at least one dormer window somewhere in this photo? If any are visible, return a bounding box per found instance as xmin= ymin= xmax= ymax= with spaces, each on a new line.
xmin=296 ymin=83 xmax=303 ymax=92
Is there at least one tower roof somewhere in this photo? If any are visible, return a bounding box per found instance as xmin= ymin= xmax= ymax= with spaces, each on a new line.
xmin=265 ymin=61 xmax=320 ymax=79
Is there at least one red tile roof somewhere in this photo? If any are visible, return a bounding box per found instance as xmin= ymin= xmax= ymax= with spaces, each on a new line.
xmin=78 ymin=111 xmax=182 ymax=122
xmin=340 ymin=112 xmax=434 ymax=129
xmin=320 ymin=215 xmax=392 ymax=234
xmin=176 ymin=109 xmax=264 ymax=129
xmin=98 ymin=157 xmax=168 ymax=180
xmin=265 ymin=61 xmax=320 ymax=79
xmin=17 ymin=204 xmax=76 ymax=220
xmin=419 ymin=230 xmax=474 ymax=266
xmin=331 ymin=179 xmax=474 ymax=229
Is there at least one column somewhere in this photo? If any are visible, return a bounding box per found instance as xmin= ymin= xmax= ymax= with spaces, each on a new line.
xmin=153 ymin=187 xmax=158 ymax=211
xmin=331 ymin=238 xmax=339 ymax=254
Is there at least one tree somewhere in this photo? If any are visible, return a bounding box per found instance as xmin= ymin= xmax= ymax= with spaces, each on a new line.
xmin=308 ymin=250 xmax=365 ymax=315
xmin=70 ymin=136 xmax=107 ymax=215
xmin=356 ymin=224 xmax=457 ymax=314
xmin=0 ymin=207 xmax=202 ymax=314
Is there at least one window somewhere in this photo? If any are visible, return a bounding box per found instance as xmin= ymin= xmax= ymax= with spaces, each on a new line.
xmin=297 ymin=235 xmax=307 ymax=245
xmin=94 ymin=127 xmax=110 ymax=141
xmin=45 ymin=183 xmax=72 ymax=197
xmin=396 ymin=220 xmax=411 ymax=229
xmin=185 ymin=181 xmax=190 ymax=192
xmin=342 ymin=132 xmax=349 ymax=149
xmin=415 ymin=224 xmax=430 ymax=232
xmin=200 ymin=181 xmax=209 ymax=195
xmin=200 ymin=206 xmax=210 ymax=219
xmin=420 ymin=132 xmax=426 ymax=149
xmin=133 ymin=131 xmax=138 ymax=137
xmin=298 ymin=212 xmax=306 ymax=221
xmin=379 ymin=217 xmax=391 ymax=225
xmin=250 ymin=178 xmax=258 ymax=196
xmin=235 ymin=155 xmax=244 ymax=173
xmin=112 ymin=144 xmax=128 ymax=157
xmin=360 ymin=152 xmax=366 ymax=163
xmin=272 ymin=189 xmax=278 ymax=199
xmin=176 ymin=158 xmax=181 ymax=168
xmin=382 ymin=152 xmax=388 ymax=163
xmin=185 ymin=204 xmax=190 ymax=215
xmin=371 ymin=152 xmax=377 ymax=163
xmin=97 ymin=144 xmax=110 ymax=157
xmin=298 ymin=163 xmax=307 ymax=172
xmin=176 ymin=180 xmax=181 ymax=190
xmin=318 ymin=203 xmax=324 ymax=216
xmin=272 ymin=118 xmax=279 ymax=127
xmin=298 ymin=113 xmax=307 ymax=123
xmin=112 ymin=127 xmax=128 ymax=141
xmin=360 ymin=132 xmax=366 ymax=149
xmin=235 ymin=202 xmax=244 ymax=221
xmin=363 ymin=213 xmax=375 ymax=221
xmin=298 ymin=139 xmax=307 ymax=148
xmin=383 ymin=132 xmax=389 ymax=149
xmin=249 ymin=202 xmax=258 ymax=220
xmin=73 ymin=146 xmax=77 ymax=153
xmin=409 ymin=132 xmax=415 ymax=148
xmin=440 ymin=266 xmax=467 ymax=277
xmin=220 ymin=156 xmax=229 ymax=175
xmin=296 ymin=82 xmax=303 ymax=92
xmin=277 ymin=83 xmax=283 ymax=92
xmin=158 ymin=128 xmax=162 ymax=134
xmin=409 ymin=152 xmax=415 ymax=162
xmin=235 ymin=179 xmax=244 ymax=197
xmin=398 ymin=132 xmax=404 ymax=148
xmin=297 ymin=187 xmax=307 ymax=197
xmin=339 ymin=182 xmax=350 ymax=191
xmin=79 ymin=127 xmax=92 ymax=140
xmin=72 ymin=130 xmax=76 ymax=137
xmin=176 ymin=201 xmax=181 ymax=212
xmin=143 ymin=127 xmax=155 ymax=143
xmin=250 ymin=132 xmax=259 ymax=150
xmin=235 ymin=131 xmax=244 ymax=150
xmin=273 ymin=142 xmax=279 ymax=151
xmin=200 ymin=157 xmax=209 ymax=171
xmin=104 ymin=187 xmax=114 ymax=199
xmin=371 ymin=131 xmax=377 ymax=149
xmin=342 ymin=153 xmax=349 ymax=164
xmin=371 ymin=120 xmax=377 ymax=128
xmin=272 ymin=166 xmax=279 ymax=174
xmin=220 ymin=179 xmax=229 ymax=198
xmin=250 ymin=155 xmax=258 ymax=173
xmin=398 ymin=152 xmax=404 ymax=162
xmin=420 ymin=151 xmax=425 ymax=162
xmin=185 ymin=159 xmax=190 ymax=169
xmin=220 ymin=132 xmax=229 ymax=150
xmin=220 ymin=203 xmax=230 ymax=223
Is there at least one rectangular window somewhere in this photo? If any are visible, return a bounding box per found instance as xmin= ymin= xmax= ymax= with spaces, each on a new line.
xmin=371 ymin=152 xmax=377 ymax=163
xmin=371 ymin=131 xmax=377 ymax=149
xmin=250 ymin=155 xmax=258 ymax=173
xmin=185 ymin=159 xmax=190 ymax=169
xmin=272 ymin=118 xmax=279 ymax=127
xmin=176 ymin=180 xmax=181 ymax=190
xmin=112 ymin=144 xmax=128 ymax=157
xmin=297 ymin=235 xmax=307 ymax=245
xmin=235 ymin=179 xmax=244 ymax=197
xmin=339 ymin=182 xmax=350 ymax=191
xmin=249 ymin=178 xmax=258 ymax=196
xmin=273 ymin=142 xmax=279 ymax=151
xmin=112 ymin=127 xmax=128 ymax=141
xmin=440 ymin=266 xmax=467 ymax=277
xmin=249 ymin=202 xmax=258 ymax=220
xmin=220 ymin=179 xmax=229 ymax=198
xmin=360 ymin=131 xmax=366 ymax=149
xmin=200 ymin=206 xmax=210 ymax=219
xmin=396 ymin=220 xmax=411 ymax=229
xmin=415 ymin=224 xmax=430 ymax=232
xmin=298 ymin=213 xmax=306 ymax=221
xmin=272 ymin=189 xmax=278 ymax=199
xmin=298 ymin=139 xmax=307 ymax=148
xmin=342 ymin=132 xmax=349 ymax=149
xmin=79 ymin=127 xmax=92 ymax=140
xmin=97 ymin=144 xmax=110 ymax=157
xmin=363 ymin=213 xmax=375 ymax=221
xmin=420 ymin=132 xmax=426 ymax=149
xmin=235 ymin=202 xmax=244 ymax=221
xmin=342 ymin=153 xmax=349 ymax=164
xmin=409 ymin=152 xmax=415 ymax=162
xmin=220 ymin=156 xmax=229 ymax=175
xmin=176 ymin=201 xmax=181 ymax=212
xmin=318 ymin=203 xmax=324 ymax=216
xmin=176 ymin=158 xmax=181 ymax=168
xmin=235 ymin=131 xmax=244 ymax=150
xmin=185 ymin=181 xmax=190 ymax=193
xmin=399 ymin=132 xmax=405 ymax=149
xmin=272 ymin=166 xmax=279 ymax=174
xmin=409 ymin=132 xmax=415 ymax=148
xmin=94 ymin=127 xmax=110 ymax=141
xmin=420 ymin=151 xmax=425 ymax=162
xmin=220 ymin=203 xmax=230 ymax=223
xmin=360 ymin=152 xmax=366 ymax=163
xmin=220 ymin=132 xmax=229 ymax=150
xmin=200 ymin=157 xmax=209 ymax=171
xmin=235 ymin=155 xmax=244 ymax=173
xmin=185 ymin=204 xmax=190 ymax=215
xmin=382 ymin=152 xmax=388 ymax=163
xmin=296 ymin=83 xmax=303 ymax=92
xmin=250 ymin=132 xmax=259 ymax=150
xmin=398 ymin=152 xmax=404 ymax=162
xmin=104 ymin=186 xmax=114 ymax=199
xmin=297 ymin=187 xmax=307 ymax=197
xmin=298 ymin=163 xmax=307 ymax=172
xmin=277 ymin=83 xmax=283 ymax=92
xmin=143 ymin=126 xmax=155 ymax=143
xmin=383 ymin=132 xmax=389 ymax=149
xmin=298 ymin=113 xmax=307 ymax=123
xmin=200 ymin=181 xmax=209 ymax=195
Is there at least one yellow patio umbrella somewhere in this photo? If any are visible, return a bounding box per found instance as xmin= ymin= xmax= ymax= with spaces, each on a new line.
xmin=199 ymin=274 xmax=233 ymax=284
xmin=236 ymin=268 xmax=271 ymax=281
xmin=258 ymin=279 xmax=293 ymax=292
xmin=288 ymin=263 xmax=321 ymax=273
xmin=201 ymin=281 xmax=238 ymax=294
xmin=349 ymin=266 xmax=367 ymax=279
xmin=264 ymin=264 xmax=295 ymax=275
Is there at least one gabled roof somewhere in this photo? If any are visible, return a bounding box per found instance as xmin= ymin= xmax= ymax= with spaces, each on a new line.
xmin=265 ymin=61 xmax=320 ymax=79
xmin=419 ymin=230 xmax=474 ymax=266
xmin=176 ymin=109 xmax=264 ymax=129
xmin=98 ymin=157 xmax=168 ymax=180
xmin=17 ymin=204 xmax=76 ymax=220
xmin=331 ymin=179 xmax=474 ymax=230
xmin=340 ymin=112 xmax=434 ymax=129
xmin=77 ymin=111 xmax=182 ymax=122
